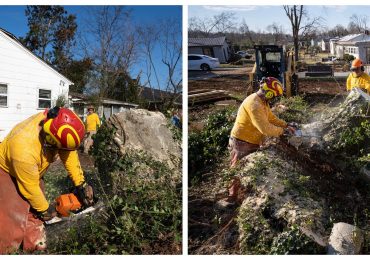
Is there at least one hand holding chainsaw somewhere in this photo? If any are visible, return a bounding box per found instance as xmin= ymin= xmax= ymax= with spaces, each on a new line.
xmin=75 ymin=181 xmax=94 ymax=207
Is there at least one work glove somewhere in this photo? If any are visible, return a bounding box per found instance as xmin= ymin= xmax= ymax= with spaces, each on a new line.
xmin=287 ymin=122 xmax=299 ymax=128
xmin=75 ymin=181 xmax=94 ymax=207
xmin=283 ymin=126 xmax=296 ymax=136
xmin=38 ymin=203 xmax=57 ymax=221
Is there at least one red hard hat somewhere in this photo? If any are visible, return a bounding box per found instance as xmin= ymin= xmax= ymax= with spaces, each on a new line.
xmin=43 ymin=108 xmax=85 ymax=150
xmin=260 ymin=77 xmax=284 ymax=99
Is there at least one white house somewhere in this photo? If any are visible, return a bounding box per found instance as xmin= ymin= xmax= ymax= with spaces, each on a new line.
xmin=334 ymin=33 xmax=370 ymax=63
xmin=319 ymin=38 xmax=330 ymax=52
xmin=329 ymin=37 xmax=340 ymax=55
xmin=188 ymin=36 xmax=231 ymax=63
xmin=0 ymin=28 xmax=72 ymax=141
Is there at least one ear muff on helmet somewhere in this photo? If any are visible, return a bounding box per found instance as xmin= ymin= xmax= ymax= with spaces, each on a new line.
xmin=264 ymin=90 xmax=274 ymax=99
xmin=361 ymin=66 xmax=365 ymax=72
xmin=47 ymin=106 xmax=60 ymax=119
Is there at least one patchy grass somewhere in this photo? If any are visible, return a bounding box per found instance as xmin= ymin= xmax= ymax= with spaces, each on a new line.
xmin=43 ymin=163 xmax=72 ymax=202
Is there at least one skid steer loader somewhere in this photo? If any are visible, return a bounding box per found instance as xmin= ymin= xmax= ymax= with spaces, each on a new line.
xmin=248 ymin=45 xmax=298 ymax=97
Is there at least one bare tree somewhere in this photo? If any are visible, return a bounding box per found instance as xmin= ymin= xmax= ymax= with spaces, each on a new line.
xmin=239 ymin=19 xmax=255 ymax=46
xmin=189 ymin=11 xmax=236 ymax=37
xmin=326 ymin=24 xmax=349 ymax=37
xmin=137 ymin=24 xmax=161 ymax=105
xmin=138 ymin=18 xmax=182 ymax=109
xmin=348 ymin=14 xmax=369 ymax=33
xmin=266 ymin=23 xmax=284 ymax=44
xmin=80 ymin=6 xmax=137 ymax=100
xmin=159 ymin=18 xmax=182 ymax=96
xmin=283 ymin=5 xmax=321 ymax=61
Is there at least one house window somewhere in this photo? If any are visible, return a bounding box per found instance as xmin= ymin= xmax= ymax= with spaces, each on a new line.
xmin=347 ymin=47 xmax=358 ymax=54
xmin=0 ymin=84 xmax=8 ymax=107
xmin=38 ymin=89 xmax=51 ymax=108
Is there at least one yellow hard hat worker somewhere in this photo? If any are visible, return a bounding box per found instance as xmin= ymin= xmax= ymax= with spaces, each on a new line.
xmin=347 ymin=58 xmax=370 ymax=94
xmin=351 ymin=58 xmax=364 ymax=71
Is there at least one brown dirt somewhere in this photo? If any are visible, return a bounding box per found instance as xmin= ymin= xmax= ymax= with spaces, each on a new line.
xmin=189 ymin=67 xmax=251 ymax=97
xmin=48 ymin=151 xmax=95 ymax=173
xmin=298 ymin=78 xmax=347 ymax=95
xmin=190 ymin=68 xmax=347 ymax=97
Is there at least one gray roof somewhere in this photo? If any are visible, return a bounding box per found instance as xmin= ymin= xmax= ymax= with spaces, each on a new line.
xmin=337 ymin=33 xmax=370 ymax=44
xmin=188 ymin=36 xmax=226 ymax=47
xmin=69 ymin=92 xmax=138 ymax=108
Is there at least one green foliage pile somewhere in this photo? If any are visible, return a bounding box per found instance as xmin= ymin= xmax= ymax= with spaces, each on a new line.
xmin=334 ymin=119 xmax=370 ymax=169
xmin=343 ymin=54 xmax=355 ymax=63
xmin=188 ymin=108 xmax=235 ymax=184
xmin=274 ymin=96 xmax=309 ymax=124
xmin=270 ymin=225 xmax=324 ymax=255
xmin=238 ymin=204 xmax=324 ymax=255
xmin=48 ymin=124 xmax=182 ymax=254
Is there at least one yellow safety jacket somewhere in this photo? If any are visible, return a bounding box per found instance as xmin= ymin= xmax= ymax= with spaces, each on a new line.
xmin=0 ymin=113 xmax=85 ymax=212
xmin=231 ymin=93 xmax=287 ymax=145
xmin=346 ymin=72 xmax=370 ymax=94
xmin=86 ymin=113 xmax=101 ymax=132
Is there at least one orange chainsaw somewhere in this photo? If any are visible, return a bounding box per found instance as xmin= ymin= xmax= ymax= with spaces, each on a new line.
xmin=45 ymin=192 xmax=101 ymax=225
xmin=55 ymin=193 xmax=83 ymax=217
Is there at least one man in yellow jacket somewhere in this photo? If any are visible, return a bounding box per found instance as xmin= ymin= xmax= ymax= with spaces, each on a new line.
xmin=0 ymin=107 xmax=94 ymax=253
xmin=83 ymin=105 xmax=101 ymax=154
xmin=346 ymin=58 xmax=370 ymax=94
xmin=229 ymin=77 xmax=295 ymax=167
xmin=226 ymin=77 xmax=296 ymax=202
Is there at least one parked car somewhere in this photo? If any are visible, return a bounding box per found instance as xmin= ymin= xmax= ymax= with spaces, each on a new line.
xmin=188 ymin=54 xmax=220 ymax=71
xmin=236 ymin=51 xmax=253 ymax=59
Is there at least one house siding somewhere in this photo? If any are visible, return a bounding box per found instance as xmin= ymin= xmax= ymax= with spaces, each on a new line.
xmin=0 ymin=31 xmax=71 ymax=141
xmin=188 ymin=47 xmax=203 ymax=55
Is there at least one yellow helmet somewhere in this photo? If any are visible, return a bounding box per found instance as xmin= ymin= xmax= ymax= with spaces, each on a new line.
xmin=260 ymin=77 xmax=284 ymax=99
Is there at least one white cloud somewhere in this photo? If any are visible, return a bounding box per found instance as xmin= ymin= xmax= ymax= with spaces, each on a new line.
xmin=323 ymin=5 xmax=348 ymax=12
xmin=203 ymin=5 xmax=258 ymax=12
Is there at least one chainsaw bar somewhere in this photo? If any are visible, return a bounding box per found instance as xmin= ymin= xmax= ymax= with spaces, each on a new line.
xmin=294 ymin=129 xmax=321 ymax=138
xmin=45 ymin=202 xmax=103 ymax=225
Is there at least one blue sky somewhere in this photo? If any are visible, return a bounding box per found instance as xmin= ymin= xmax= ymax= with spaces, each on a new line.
xmin=0 ymin=5 xmax=182 ymax=91
xmin=189 ymin=5 xmax=370 ymax=33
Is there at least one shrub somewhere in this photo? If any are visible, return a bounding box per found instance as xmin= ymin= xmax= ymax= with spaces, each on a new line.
xmin=48 ymin=124 xmax=182 ymax=254
xmin=343 ymin=54 xmax=355 ymax=63
xmin=274 ymin=96 xmax=309 ymax=124
xmin=188 ymin=108 xmax=235 ymax=183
